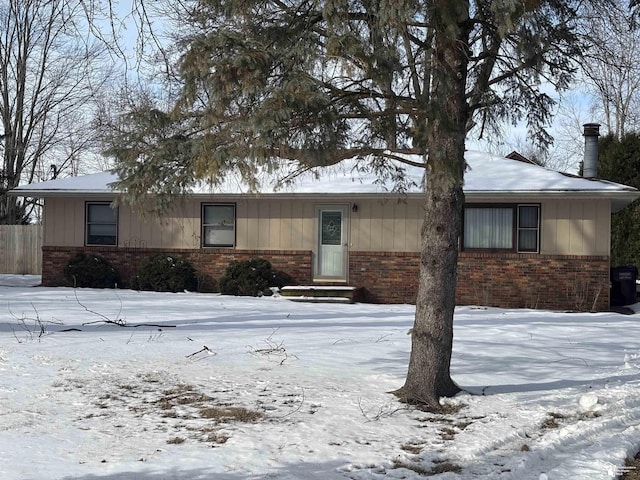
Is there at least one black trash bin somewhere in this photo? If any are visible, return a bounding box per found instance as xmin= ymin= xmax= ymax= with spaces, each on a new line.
xmin=610 ymin=265 xmax=638 ymax=306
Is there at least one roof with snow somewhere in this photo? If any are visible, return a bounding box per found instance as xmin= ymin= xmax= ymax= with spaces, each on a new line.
xmin=9 ymin=151 xmax=640 ymax=211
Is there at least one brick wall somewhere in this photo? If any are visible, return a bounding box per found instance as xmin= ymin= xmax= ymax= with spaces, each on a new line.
xmin=456 ymin=252 xmax=610 ymax=311
xmin=349 ymin=252 xmax=420 ymax=304
xmin=349 ymin=251 xmax=610 ymax=311
xmin=42 ymin=246 xmax=610 ymax=310
xmin=42 ymin=246 xmax=312 ymax=291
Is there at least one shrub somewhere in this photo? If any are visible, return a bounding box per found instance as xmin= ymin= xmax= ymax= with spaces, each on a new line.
xmin=130 ymin=254 xmax=197 ymax=292
xmin=63 ymin=253 xmax=120 ymax=288
xmin=219 ymin=258 xmax=291 ymax=297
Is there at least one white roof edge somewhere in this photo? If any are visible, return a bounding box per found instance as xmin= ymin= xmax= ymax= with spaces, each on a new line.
xmin=466 ymin=190 xmax=640 ymax=197
xmin=7 ymin=189 xmax=115 ymax=198
xmin=11 ymin=189 xmax=639 ymax=199
xmin=7 ymin=185 xmax=115 ymax=198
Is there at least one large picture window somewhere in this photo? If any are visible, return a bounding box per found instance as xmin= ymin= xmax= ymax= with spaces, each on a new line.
xmin=202 ymin=204 xmax=235 ymax=247
xmin=85 ymin=202 xmax=117 ymax=246
xmin=463 ymin=204 xmax=540 ymax=253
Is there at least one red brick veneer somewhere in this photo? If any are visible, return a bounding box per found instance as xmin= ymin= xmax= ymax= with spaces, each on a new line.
xmin=349 ymin=251 xmax=610 ymax=310
xmin=42 ymin=246 xmax=312 ymax=292
xmin=349 ymin=251 xmax=420 ymax=304
xmin=42 ymin=247 xmax=610 ymax=310
xmin=456 ymin=252 xmax=610 ymax=311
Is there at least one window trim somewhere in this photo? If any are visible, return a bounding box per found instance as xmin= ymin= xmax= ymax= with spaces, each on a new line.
xmin=201 ymin=203 xmax=236 ymax=248
xmin=516 ymin=204 xmax=541 ymax=253
xmin=462 ymin=203 xmax=540 ymax=253
xmin=85 ymin=201 xmax=118 ymax=246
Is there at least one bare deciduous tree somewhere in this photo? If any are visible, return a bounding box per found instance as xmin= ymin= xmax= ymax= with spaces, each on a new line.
xmin=579 ymin=0 xmax=640 ymax=138
xmin=0 ymin=0 xmax=110 ymax=223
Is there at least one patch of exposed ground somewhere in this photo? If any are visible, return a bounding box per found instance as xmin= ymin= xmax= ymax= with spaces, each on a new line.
xmin=55 ymin=370 xmax=266 ymax=447
xmin=618 ymin=451 xmax=640 ymax=480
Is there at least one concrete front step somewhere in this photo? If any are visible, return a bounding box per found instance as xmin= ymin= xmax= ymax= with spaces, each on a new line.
xmin=280 ymin=285 xmax=356 ymax=304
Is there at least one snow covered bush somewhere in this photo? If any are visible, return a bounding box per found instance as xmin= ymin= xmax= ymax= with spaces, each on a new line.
xmin=130 ymin=254 xmax=197 ymax=293
xmin=219 ymin=258 xmax=291 ymax=297
xmin=63 ymin=253 xmax=121 ymax=288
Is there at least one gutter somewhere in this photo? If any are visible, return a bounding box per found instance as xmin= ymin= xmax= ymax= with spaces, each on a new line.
xmin=7 ymin=189 xmax=117 ymax=198
xmin=9 ymin=187 xmax=640 ymax=200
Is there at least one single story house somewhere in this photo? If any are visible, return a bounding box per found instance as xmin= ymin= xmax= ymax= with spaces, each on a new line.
xmin=10 ymin=149 xmax=640 ymax=310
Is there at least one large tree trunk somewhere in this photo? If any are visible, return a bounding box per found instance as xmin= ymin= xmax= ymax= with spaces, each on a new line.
xmin=394 ymin=1 xmax=469 ymax=411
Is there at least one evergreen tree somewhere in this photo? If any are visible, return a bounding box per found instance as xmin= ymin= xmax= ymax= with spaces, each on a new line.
xmin=598 ymin=133 xmax=640 ymax=267
xmin=103 ymin=0 xmax=605 ymax=411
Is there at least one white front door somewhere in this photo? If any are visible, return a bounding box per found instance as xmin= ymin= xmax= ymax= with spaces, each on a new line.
xmin=316 ymin=206 xmax=348 ymax=280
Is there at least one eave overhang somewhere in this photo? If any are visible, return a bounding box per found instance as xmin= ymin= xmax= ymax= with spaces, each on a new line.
xmin=10 ymin=187 xmax=640 ymax=213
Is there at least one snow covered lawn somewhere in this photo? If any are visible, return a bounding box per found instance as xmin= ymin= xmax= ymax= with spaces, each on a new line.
xmin=1 ymin=275 xmax=639 ymax=479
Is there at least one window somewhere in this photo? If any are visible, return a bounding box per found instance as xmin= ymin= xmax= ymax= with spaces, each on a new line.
xmin=463 ymin=204 xmax=539 ymax=253
xmin=86 ymin=202 xmax=117 ymax=246
xmin=202 ymin=204 xmax=235 ymax=247
xmin=321 ymin=211 xmax=343 ymax=246
xmin=517 ymin=205 xmax=540 ymax=252
xmin=463 ymin=207 xmax=513 ymax=249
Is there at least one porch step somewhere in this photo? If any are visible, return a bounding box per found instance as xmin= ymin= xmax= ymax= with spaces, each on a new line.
xmin=280 ymin=286 xmax=356 ymax=304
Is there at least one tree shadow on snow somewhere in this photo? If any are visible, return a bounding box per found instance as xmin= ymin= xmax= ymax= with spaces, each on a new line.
xmin=462 ymin=371 xmax=640 ymax=395
xmin=60 ymin=460 xmax=351 ymax=480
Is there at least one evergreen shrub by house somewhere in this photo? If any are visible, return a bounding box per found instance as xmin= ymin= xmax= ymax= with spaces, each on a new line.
xmin=63 ymin=253 xmax=121 ymax=288
xmin=219 ymin=258 xmax=291 ymax=297
xmin=130 ymin=254 xmax=197 ymax=292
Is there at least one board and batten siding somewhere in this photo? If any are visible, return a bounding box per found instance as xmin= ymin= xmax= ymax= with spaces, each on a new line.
xmin=541 ymin=198 xmax=610 ymax=255
xmin=43 ymin=197 xmax=318 ymax=250
xmin=43 ymin=196 xmax=610 ymax=256
xmin=44 ymin=197 xmax=87 ymax=246
xmin=237 ymin=199 xmax=315 ymax=250
xmin=349 ymin=198 xmax=422 ymax=252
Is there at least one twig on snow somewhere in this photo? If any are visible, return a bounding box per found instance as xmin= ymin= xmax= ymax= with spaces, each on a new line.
xmin=357 ymin=397 xmax=407 ymax=421
xmin=81 ymin=319 xmax=175 ymax=328
xmin=7 ymin=301 xmax=62 ymax=342
xmin=248 ymin=328 xmax=296 ymax=365
xmin=186 ymin=345 xmax=215 ymax=358
xmin=73 ymin=286 xmax=123 ymax=325
xmin=278 ymin=388 xmax=306 ymax=418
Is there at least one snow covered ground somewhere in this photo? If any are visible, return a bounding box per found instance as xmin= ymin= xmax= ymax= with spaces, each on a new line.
xmin=1 ymin=275 xmax=639 ymax=480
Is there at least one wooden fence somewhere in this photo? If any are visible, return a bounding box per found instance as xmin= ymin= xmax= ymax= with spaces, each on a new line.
xmin=0 ymin=225 xmax=43 ymax=274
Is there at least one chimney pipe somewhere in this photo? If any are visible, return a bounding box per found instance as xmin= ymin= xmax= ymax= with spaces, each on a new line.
xmin=583 ymin=123 xmax=600 ymax=178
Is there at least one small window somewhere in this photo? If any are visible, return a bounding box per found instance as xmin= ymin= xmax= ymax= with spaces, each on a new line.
xmin=463 ymin=204 xmax=540 ymax=253
xmin=202 ymin=204 xmax=235 ymax=247
xmin=517 ymin=205 xmax=540 ymax=253
xmin=86 ymin=202 xmax=117 ymax=246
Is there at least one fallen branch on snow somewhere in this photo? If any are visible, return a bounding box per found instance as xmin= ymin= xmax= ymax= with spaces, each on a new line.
xmin=81 ymin=319 xmax=176 ymax=328
xmin=186 ymin=345 xmax=215 ymax=358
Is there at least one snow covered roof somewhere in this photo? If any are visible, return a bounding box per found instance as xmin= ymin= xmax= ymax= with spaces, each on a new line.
xmin=9 ymin=150 xmax=640 ymax=210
